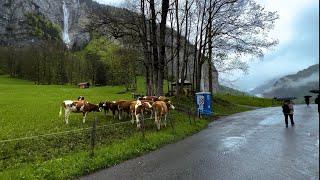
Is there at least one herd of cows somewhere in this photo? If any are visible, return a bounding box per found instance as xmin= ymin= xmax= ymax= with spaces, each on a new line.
xmin=59 ymin=96 xmax=175 ymax=130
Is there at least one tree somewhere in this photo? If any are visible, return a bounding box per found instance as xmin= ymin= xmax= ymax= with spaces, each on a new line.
xmin=157 ymin=0 xmax=170 ymax=95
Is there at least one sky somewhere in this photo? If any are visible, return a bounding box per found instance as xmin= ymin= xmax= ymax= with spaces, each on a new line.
xmin=94 ymin=0 xmax=319 ymax=92
xmin=230 ymin=0 xmax=319 ymax=91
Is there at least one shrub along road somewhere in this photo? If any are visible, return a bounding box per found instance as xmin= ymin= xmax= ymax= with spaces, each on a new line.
xmin=81 ymin=105 xmax=319 ymax=180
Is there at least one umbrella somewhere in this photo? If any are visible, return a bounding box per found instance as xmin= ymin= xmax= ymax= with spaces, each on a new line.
xmin=310 ymin=89 xmax=320 ymax=94
xmin=304 ymin=95 xmax=312 ymax=98
xmin=273 ymin=96 xmax=296 ymax=101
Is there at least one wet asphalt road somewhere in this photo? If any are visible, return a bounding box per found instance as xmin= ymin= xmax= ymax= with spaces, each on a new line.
xmin=81 ymin=105 xmax=319 ymax=180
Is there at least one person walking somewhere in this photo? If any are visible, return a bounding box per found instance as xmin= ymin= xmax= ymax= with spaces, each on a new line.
xmin=304 ymin=96 xmax=311 ymax=106
xmin=282 ymin=100 xmax=295 ymax=128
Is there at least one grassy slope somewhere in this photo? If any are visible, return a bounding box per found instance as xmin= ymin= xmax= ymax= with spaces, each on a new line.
xmin=0 ymin=75 xmax=278 ymax=179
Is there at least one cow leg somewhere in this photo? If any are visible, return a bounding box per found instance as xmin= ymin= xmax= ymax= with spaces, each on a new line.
xmin=119 ymin=110 xmax=122 ymax=120
xmin=65 ymin=110 xmax=70 ymax=124
xmin=150 ymin=110 xmax=153 ymax=119
xmin=155 ymin=112 xmax=160 ymax=130
xmin=83 ymin=112 xmax=88 ymax=123
xmin=131 ymin=112 xmax=135 ymax=124
xmin=157 ymin=117 xmax=161 ymax=130
xmin=135 ymin=114 xmax=141 ymax=128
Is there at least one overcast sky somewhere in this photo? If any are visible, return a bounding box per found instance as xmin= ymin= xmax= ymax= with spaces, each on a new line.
xmin=94 ymin=0 xmax=319 ymax=92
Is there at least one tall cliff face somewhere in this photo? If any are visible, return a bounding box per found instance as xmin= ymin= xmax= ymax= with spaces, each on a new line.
xmin=0 ymin=0 xmax=219 ymax=92
xmin=0 ymin=0 xmax=91 ymax=49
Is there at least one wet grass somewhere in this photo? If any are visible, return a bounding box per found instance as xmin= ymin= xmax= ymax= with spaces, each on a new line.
xmin=0 ymin=75 xmax=278 ymax=178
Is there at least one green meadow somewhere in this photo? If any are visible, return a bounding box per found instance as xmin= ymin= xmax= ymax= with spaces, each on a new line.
xmin=0 ymin=75 xmax=279 ymax=179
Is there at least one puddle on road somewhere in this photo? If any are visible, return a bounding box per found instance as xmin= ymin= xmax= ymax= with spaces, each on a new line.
xmin=259 ymin=116 xmax=281 ymax=126
xmin=220 ymin=136 xmax=246 ymax=151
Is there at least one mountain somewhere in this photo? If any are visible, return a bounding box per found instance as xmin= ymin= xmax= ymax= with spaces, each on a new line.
xmin=250 ymin=64 xmax=319 ymax=99
xmin=218 ymin=85 xmax=249 ymax=96
xmin=0 ymin=0 xmax=110 ymax=49
xmin=0 ymin=0 xmax=219 ymax=92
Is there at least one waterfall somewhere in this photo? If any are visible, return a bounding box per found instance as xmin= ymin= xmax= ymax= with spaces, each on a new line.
xmin=62 ymin=1 xmax=71 ymax=46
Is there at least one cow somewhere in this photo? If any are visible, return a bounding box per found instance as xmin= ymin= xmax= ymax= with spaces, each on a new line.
xmin=130 ymin=100 xmax=153 ymax=128
xmin=129 ymin=100 xmax=143 ymax=127
xmin=152 ymin=100 xmax=175 ymax=130
xmin=59 ymin=100 xmax=101 ymax=124
xmin=158 ymin=96 xmax=170 ymax=102
xmin=140 ymin=100 xmax=155 ymax=118
xmin=117 ymin=100 xmax=134 ymax=120
xmin=99 ymin=101 xmax=119 ymax=119
xmin=139 ymin=96 xmax=159 ymax=101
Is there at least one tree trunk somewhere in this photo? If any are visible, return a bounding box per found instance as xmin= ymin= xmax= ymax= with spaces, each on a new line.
xmin=178 ymin=0 xmax=189 ymax=96
xmin=192 ymin=7 xmax=201 ymax=91
xmin=196 ymin=0 xmax=207 ymax=92
xmin=157 ymin=0 xmax=170 ymax=96
xmin=175 ymin=0 xmax=181 ymax=96
xmin=207 ymin=0 xmax=213 ymax=94
xmin=149 ymin=0 xmax=159 ymax=95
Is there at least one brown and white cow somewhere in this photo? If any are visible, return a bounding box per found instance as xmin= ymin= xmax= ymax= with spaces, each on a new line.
xmin=139 ymin=96 xmax=159 ymax=101
xmin=152 ymin=101 xmax=175 ymax=130
xmin=140 ymin=100 xmax=154 ymax=118
xmin=59 ymin=100 xmax=101 ymax=124
xmin=117 ymin=100 xmax=134 ymax=120
xmin=129 ymin=100 xmax=152 ymax=128
xmin=99 ymin=101 xmax=119 ymax=119
xmin=158 ymin=96 xmax=170 ymax=102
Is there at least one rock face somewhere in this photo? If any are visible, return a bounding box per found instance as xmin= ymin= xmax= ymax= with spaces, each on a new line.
xmin=0 ymin=0 xmax=219 ymax=92
xmin=0 ymin=0 xmax=91 ymax=49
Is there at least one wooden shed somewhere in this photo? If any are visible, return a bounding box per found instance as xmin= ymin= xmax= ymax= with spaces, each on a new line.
xmin=78 ymin=82 xmax=90 ymax=89
xmin=168 ymin=79 xmax=192 ymax=96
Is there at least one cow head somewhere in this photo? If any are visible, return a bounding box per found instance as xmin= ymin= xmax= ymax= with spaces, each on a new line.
xmin=142 ymin=102 xmax=152 ymax=109
xmin=166 ymin=101 xmax=175 ymax=110
xmin=94 ymin=104 xmax=102 ymax=112
xmin=98 ymin=101 xmax=105 ymax=108
xmin=135 ymin=100 xmax=142 ymax=109
xmin=99 ymin=101 xmax=108 ymax=112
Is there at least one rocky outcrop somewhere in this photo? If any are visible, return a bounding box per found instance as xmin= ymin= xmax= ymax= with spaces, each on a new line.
xmin=0 ymin=0 xmax=219 ymax=92
xmin=0 ymin=0 xmax=91 ymax=49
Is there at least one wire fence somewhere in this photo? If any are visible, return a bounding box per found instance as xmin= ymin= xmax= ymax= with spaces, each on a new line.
xmin=0 ymin=107 xmax=199 ymax=171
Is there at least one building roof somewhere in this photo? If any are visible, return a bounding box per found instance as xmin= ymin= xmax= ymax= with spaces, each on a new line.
xmin=171 ymin=79 xmax=192 ymax=85
xmin=78 ymin=82 xmax=89 ymax=86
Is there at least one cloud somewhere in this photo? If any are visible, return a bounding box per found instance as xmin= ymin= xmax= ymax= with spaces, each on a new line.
xmin=227 ymin=0 xmax=319 ymax=91
xmin=94 ymin=0 xmax=318 ymax=92
xmin=264 ymin=72 xmax=319 ymax=93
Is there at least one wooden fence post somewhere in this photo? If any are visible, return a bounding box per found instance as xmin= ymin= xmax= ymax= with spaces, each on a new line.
xmin=90 ymin=113 xmax=97 ymax=157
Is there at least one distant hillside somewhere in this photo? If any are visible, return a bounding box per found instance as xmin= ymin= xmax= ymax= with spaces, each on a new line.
xmin=250 ymin=64 xmax=319 ymax=100
xmin=218 ymin=85 xmax=249 ymax=96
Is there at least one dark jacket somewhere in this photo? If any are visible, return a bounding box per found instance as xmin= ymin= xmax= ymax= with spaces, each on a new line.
xmin=282 ymin=102 xmax=294 ymax=114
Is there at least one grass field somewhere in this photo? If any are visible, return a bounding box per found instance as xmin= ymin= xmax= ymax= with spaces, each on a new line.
xmin=0 ymin=75 xmax=279 ymax=179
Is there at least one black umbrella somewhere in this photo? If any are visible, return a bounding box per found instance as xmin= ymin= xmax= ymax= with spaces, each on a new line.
xmin=274 ymin=96 xmax=297 ymax=101
xmin=304 ymin=95 xmax=312 ymax=98
xmin=310 ymin=89 xmax=320 ymax=94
